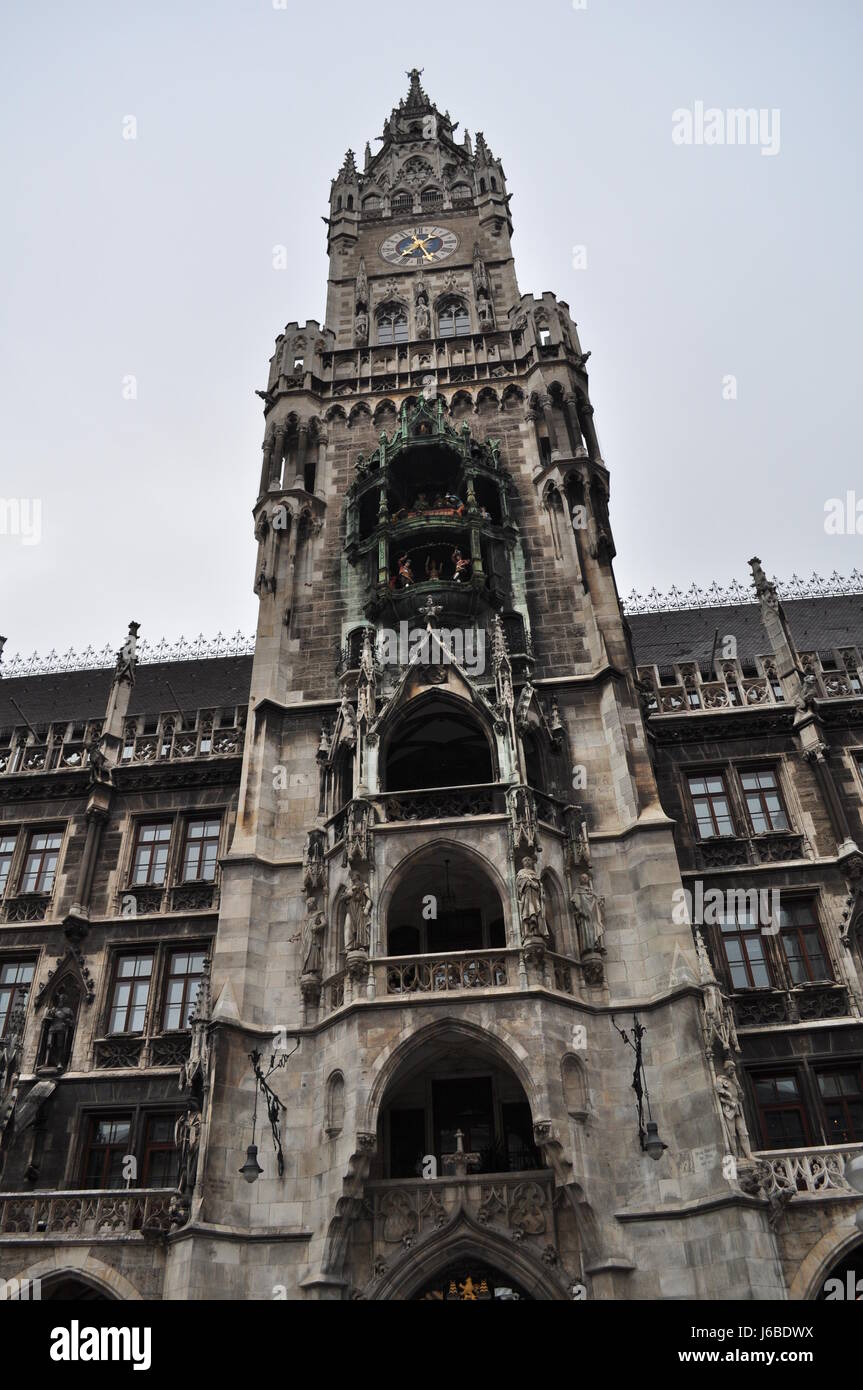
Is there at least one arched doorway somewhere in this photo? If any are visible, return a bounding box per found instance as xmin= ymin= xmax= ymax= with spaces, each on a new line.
xmin=817 ymin=1241 xmax=863 ymax=1300
xmin=41 ymin=1274 xmax=116 ymax=1301
xmin=371 ymin=1025 xmax=542 ymax=1180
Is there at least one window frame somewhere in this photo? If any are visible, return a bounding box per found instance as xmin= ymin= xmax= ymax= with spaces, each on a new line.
xmin=739 ymin=765 xmax=791 ymax=836
xmin=815 ymin=1064 xmax=863 ymax=1144
xmin=437 ymin=299 xmax=471 ymax=340
xmin=141 ymin=1111 xmax=181 ymax=1188
xmin=160 ymin=946 xmax=209 ymax=1033
xmin=0 ymin=830 xmax=19 ymax=898
xmin=129 ymin=820 xmax=174 ymax=888
xmin=80 ymin=1111 xmax=135 ymax=1190
xmin=0 ymin=956 xmax=36 ymax=1038
xmin=106 ymin=951 xmax=156 ymax=1036
xmin=19 ymin=827 xmax=64 ymax=895
xmin=686 ymin=771 xmax=736 ymax=841
xmin=749 ymin=1069 xmax=812 ymax=1151
xmin=777 ymin=897 xmax=833 ymax=985
xmin=716 ymin=907 xmax=774 ymax=991
xmin=180 ymin=816 xmax=222 ymax=884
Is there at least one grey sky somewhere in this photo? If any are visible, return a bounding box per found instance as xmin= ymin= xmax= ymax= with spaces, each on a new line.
xmin=1 ymin=0 xmax=860 ymax=659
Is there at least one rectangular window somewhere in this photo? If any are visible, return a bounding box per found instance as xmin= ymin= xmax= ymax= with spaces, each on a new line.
xmin=740 ymin=767 xmax=790 ymax=834
xmin=778 ymin=900 xmax=832 ymax=985
xmin=131 ymin=822 xmax=172 ymax=886
xmin=82 ymin=1114 xmax=133 ymax=1189
xmin=817 ymin=1067 xmax=863 ymax=1144
xmin=688 ymin=774 xmax=735 ymax=840
xmin=0 ymin=833 xmax=17 ymax=895
xmin=181 ymin=818 xmax=221 ymax=883
xmin=108 ymin=954 xmax=154 ymax=1034
xmin=753 ymin=1073 xmax=810 ymax=1149
xmin=20 ymin=829 xmax=62 ymax=894
xmin=0 ymin=959 xmax=34 ymax=1037
xmin=142 ymin=1113 xmax=179 ymax=1187
xmin=162 ymin=948 xmax=208 ymax=1031
xmin=718 ymin=905 xmax=773 ymax=990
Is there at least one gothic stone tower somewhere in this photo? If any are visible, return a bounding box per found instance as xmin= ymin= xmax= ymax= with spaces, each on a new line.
xmin=179 ymin=70 xmax=787 ymax=1301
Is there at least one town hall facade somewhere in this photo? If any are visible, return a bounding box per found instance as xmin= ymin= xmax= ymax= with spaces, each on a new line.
xmin=1 ymin=72 xmax=862 ymax=1301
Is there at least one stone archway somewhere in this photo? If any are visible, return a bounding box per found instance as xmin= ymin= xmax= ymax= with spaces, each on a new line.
xmin=366 ymin=1216 xmax=571 ymax=1301
xmin=788 ymin=1220 xmax=863 ymax=1300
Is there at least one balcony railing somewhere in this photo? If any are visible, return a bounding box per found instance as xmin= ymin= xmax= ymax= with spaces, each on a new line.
xmin=733 ymin=984 xmax=850 ymax=1029
xmin=376 ymin=784 xmax=505 ymax=824
xmin=383 ymin=951 xmax=511 ymax=997
xmin=0 ymin=1189 xmax=185 ymax=1236
xmin=750 ymin=1144 xmax=863 ymax=1199
xmin=693 ymin=831 xmax=806 ymax=871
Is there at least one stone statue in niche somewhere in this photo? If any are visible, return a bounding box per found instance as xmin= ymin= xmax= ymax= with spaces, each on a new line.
xmin=715 ymin=1060 xmax=753 ymax=1161
xmin=415 ymin=301 xmax=431 ymax=338
xmin=516 ymin=856 xmax=547 ymax=941
xmin=302 ymin=897 xmax=326 ymax=978
xmin=344 ymin=871 xmax=373 ymax=954
xmin=38 ymin=987 xmax=77 ymax=1073
xmin=355 ymin=311 xmax=369 ymax=345
xmin=174 ymin=1100 xmax=202 ymax=1196
xmin=570 ymin=872 xmax=605 ymax=954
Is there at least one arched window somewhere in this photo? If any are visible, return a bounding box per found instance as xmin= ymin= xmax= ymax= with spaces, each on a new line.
xmin=421 ymin=186 xmax=443 ymax=209
xmin=391 ymin=191 xmax=412 ymax=213
xmin=336 ymin=196 xmax=343 ymax=212
xmin=438 ymin=300 xmax=471 ymax=339
xmin=479 ymin=178 xmax=487 ymax=194
xmin=452 ymin=184 xmax=472 ymax=202
xmin=491 ymin=176 xmax=498 ymax=191
xmin=347 ymin=195 xmax=354 ymax=210
xmin=325 ymin=1073 xmax=345 ymax=1136
xmin=363 ymin=194 xmax=382 ymax=213
xmin=378 ymin=309 xmax=409 ymax=346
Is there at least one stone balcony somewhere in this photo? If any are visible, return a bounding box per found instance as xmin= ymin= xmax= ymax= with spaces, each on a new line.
xmin=750 ymin=1144 xmax=863 ymax=1200
xmin=0 ymin=1189 xmax=185 ymax=1239
xmin=321 ymin=949 xmax=579 ymax=1017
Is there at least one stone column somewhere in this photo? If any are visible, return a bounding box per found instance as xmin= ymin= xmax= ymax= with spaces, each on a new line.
xmin=578 ymin=398 xmax=601 ymax=462
xmin=563 ymin=393 xmax=586 ymax=456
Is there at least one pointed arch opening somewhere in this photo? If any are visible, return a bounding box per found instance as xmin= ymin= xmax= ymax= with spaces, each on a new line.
xmin=372 ymin=1021 xmax=542 ymax=1180
xmin=381 ymin=694 xmax=495 ymax=793
xmin=385 ymin=843 xmax=505 ymax=958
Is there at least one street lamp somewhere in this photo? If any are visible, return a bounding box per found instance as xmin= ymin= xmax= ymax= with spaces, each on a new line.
xmin=613 ymin=1015 xmax=667 ymax=1162
xmin=238 ymin=1042 xmax=300 ymax=1184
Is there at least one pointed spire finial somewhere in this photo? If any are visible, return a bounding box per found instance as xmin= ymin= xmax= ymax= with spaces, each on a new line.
xmin=405 ymin=66 xmax=427 ymax=110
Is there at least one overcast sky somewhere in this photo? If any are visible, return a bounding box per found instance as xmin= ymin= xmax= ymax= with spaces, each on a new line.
xmin=1 ymin=0 xmax=860 ymax=661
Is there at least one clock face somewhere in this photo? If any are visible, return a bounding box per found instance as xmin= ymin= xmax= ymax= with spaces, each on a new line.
xmin=380 ymin=225 xmax=459 ymax=267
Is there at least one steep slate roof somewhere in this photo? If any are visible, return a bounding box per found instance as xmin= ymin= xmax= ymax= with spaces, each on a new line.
xmin=0 ymin=657 xmax=254 ymax=733
xmin=628 ymin=596 xmax=863 ymax=668
xmin=3 ymin=597 xmax=863 ymax=731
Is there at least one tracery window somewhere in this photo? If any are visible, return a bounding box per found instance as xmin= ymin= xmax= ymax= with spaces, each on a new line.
xmin=438 ymin=300 xmax=470 ymax=339
xmin=378 ymin=309 xmax=409 ymax=345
